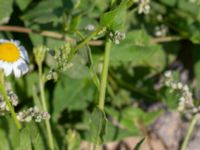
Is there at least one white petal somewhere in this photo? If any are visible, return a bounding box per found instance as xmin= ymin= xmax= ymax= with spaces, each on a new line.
xmin=12 ymin=40 xmax=20 ymax=46
xmin=0 ymin=39 xmax=8 ymax=44
xmin=17 ymin=59 xmax=29 ymax=75
xmin=19 ymin=46 xmax=29 ymax=62
xmin=4 ymin=63 xmax=12 ymax=76
xmin=13 ymin=62 xmax=22 ymax=78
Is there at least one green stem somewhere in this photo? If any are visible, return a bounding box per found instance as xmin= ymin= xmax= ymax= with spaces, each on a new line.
xmin=75 ymin=30 xmax=100 ymax=89
xmin=73 ymin=27 xmax=103 ymax=53
xmin=38 ymin=65 xmax=54 ymax=150
xmin=0 ymin=83 xmax=21 ymax=129
xmin=98 ymin=38 xmax=111 ymax=110
xmin=180 ymin=114 xmax=198 ymax=150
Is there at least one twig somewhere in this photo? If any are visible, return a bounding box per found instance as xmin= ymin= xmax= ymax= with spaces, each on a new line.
xmin=0 ymin=25 xmax=103 ymax=46
xmin=0 ymin=25 xmax=182 ymax=46
xmin=150 ymin=36 xmax=183 ymax=43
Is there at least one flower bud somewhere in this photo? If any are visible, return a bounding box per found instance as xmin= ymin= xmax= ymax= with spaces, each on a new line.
xmin=33 ymin=46 xmax=48 ymax=66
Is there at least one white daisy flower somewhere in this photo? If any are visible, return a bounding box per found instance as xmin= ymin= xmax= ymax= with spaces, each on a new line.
xmin=0 ymin=39 xmax=29 ymax=78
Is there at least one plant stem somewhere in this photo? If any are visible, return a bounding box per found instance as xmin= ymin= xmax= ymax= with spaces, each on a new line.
xmin=38 ymin=65 xmax=54 ymax=150
xmin=73 ymin=27 xmax=103 ymax=53
xmin=98 ymin=38 xmax=111 ymax=110
xmin=0 ymin=83 xmax=21 ymax=129
xmin=180 ymin=114 xmax=198 ymax=150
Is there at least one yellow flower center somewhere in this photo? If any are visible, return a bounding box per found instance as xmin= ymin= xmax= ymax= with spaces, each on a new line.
xmin=0 ymin=42 xmax=20 ymax=62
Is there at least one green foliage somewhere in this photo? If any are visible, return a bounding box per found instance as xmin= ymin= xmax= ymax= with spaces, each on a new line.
xmin=16 ymin=0 xmax=32 ymax=11
xmin=100 ymin=1 xmax=127 ymax=30
xmin=88 ymin=108 xmax=107 ymax=144
xmin=0 ymin=0 xmax=13 ymax=24
xmin=110 ymin=30 xmax=166 ymax=73
xmin=106 ymin=107 xmax=162 ymax=135
xmin=21 ymin=0 xmax=63 ymax=24
xmin=52 ymin=74 xmax=96 ymax=121
xmin=0 ymin=0 xmax=200 ymax=149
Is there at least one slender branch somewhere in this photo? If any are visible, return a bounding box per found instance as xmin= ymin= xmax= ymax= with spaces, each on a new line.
xmin=150 ymin=36 xmax=183 ymax=43
xmin=180 ymin=114 xmax=198 ymax=150
xmin=0 ymin=25 xmax=103 ymax=46
xmin=38 ymin=65 xmax=54 ymax=150
xmin=73 ymin=27 xmax=103 ymax=52
xmin=0 ymin=25 xmax=182 ymax=46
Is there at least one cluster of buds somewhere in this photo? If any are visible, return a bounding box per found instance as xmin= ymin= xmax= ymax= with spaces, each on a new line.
xmin=109 ymin=31 xmax=126 ymax=44
xmin=54 ymin=43 xmax=72 ymax=72
xmin=163 ymin=71 xmax=195 ymax=112
xmin=154 ymin=25 xmax=168 ymax=37
xmin=17 ymin=106 xmax=50 ymax=122
xmin=0 ymin=90 xmax=18 ymax=115
xmin=85 ymin=24 xmax=95 ymax=31
xmin=0 ymin=84 xmax=50 ymax=123
xmin=138 ymin=0 xmax=150 ymax=15
xmin=46 ymin=70 xmax=58 ymax=81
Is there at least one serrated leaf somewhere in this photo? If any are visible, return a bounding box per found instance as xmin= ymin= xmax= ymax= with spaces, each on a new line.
xmin=52 ymin=74 xmax=96 ymax=121
xmin=89 ymin=108 xmax=107 ymax=144
xmin=100 ymin=2 xmax=127 ymax=30
xmin=106 ymin=107 xmax=161 ymax=134
xmin=103 ymin=121 xmax=135 ymax=142
xmin=105 ymin=107 xmax=141 ymax=135
xmin=110 ymin=30 xmax=166 ymax=72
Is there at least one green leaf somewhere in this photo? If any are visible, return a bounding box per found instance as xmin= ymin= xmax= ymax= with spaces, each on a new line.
xmin=100 ymin=2 xmax=127 ymax=30
xmin=106 ymin=107 xmax=161 ymax=133
xmin=105 ymin=107 xmax=141 ymax=135
xmin=89 ymin=108 xmax=107 ymax=144
xmin=0 ymin=0 xmax=13 ymax=24
xmin=52 ymin=74 xmax=96 ymax=121
xmin=17 ymin=126 xmax=32 ymax=150
xmin=21 ymin=0 xmax=63 ymax=24
xmin=0 ymin=120 xmax=10 ymax=150
xmin=110 ymin=30 xmax=166 ymax=72
xmin=161 ymin=88 xmax=180 ymax=109
xmin=103 ymin=121 xmax=135 ymax=142
xmin=134 ymin=138 xmax=145 ymax=150
xmin=29 ymin=123 xmax=47 ymax=150
xmin=16 ymin=0 xmax=32 ymax=11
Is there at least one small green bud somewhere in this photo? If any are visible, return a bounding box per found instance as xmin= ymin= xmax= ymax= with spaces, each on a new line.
xmin=54 ymin=43 xmax=72 ymax=72
xmin=33 ymin=46 xmax=48 ymax=66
